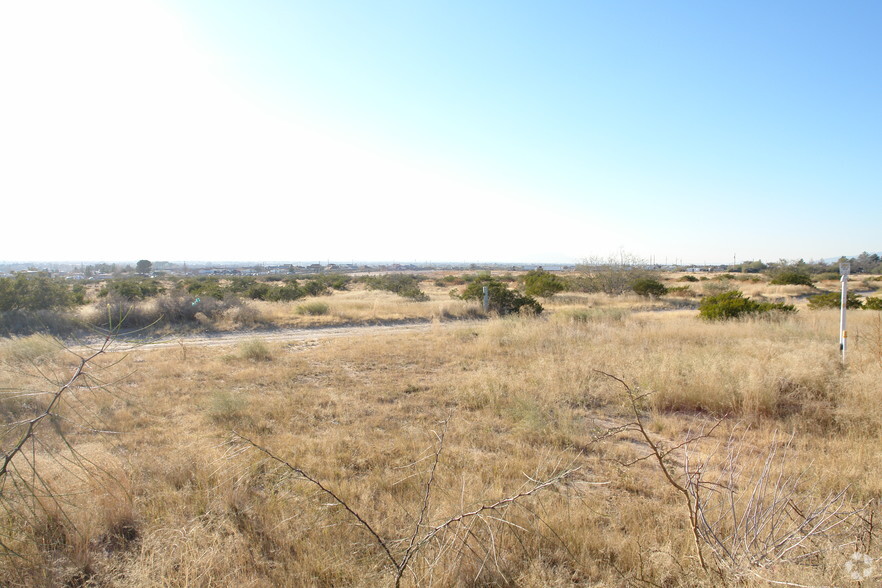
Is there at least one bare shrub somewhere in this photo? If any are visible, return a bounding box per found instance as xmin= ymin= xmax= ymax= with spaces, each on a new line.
xmin=599 ymin=371 xmax=866 ymax=584
xmin=232 ymin=419 xmax=580 ymax=587
xmin=0 ymin=336 xmax=136 ymax=584
xmin=155 ymin=291 xmax=239 ymax=325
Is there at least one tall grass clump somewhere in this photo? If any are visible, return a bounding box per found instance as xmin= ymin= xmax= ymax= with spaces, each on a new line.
xmin=0 ymin=334 xmax=61 ymax=364
xmin=238 ymin=338 xmax=273 ymax=361
xmin=296 ymin=301 xmax=330 ymax=316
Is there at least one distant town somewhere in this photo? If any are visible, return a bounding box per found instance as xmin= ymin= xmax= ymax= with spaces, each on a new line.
xmin=0 ymin=260 xmax=747 ymax=280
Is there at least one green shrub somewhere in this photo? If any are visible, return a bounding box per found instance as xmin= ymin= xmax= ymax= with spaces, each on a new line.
xmin=699 ymin=291 xmax=796 ymax=320
xmin=435 ymin=275 xmax=465 ymax=287
xmin=459 ymin=279 xmax=542 ymax=315
xmin=362 ymin=274 xmax=429 ymax=301
xmin=301 ymin=280 xmax=329 ymax=297
xmin=865 ymin=297 xmax=882 ymax=310
xmin=769 ymin=271 xmax=814 ymax=286
xmin=244 ymin=283 xmax=274 ymax=301
xmin=680 ymin=275 xmax=699 ymax=282
xmin=319 ymin=275 xmax=351 ymax=291
xmin=631 ymin=278 xmax=668 ymax=297
xmin=666 ymin=285 xmax=696 ymax=297
xmin=182 ymin=277 xmax=226 ymax=299
xmin=523 ymin=270 xmax=566 ymax=299
xmin=0 ymin=274 xmax=80 ymax=312
xmin=807 ymin=291 xmax=864 ymax=310
xmin=98 ymin=277 xmax=165 ymax=300
xmin=276 ymin=283 xmax=305 ymax=301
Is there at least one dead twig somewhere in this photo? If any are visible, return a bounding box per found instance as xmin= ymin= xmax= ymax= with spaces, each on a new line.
xmin=233 ymin=419 xmax=579 ymax=587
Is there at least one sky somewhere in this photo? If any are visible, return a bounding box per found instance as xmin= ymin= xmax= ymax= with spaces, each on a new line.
xmin=1 ymin=1 xmax=880 ymax=265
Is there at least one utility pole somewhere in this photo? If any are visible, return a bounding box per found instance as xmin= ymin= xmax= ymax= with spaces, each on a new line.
xmin=840 ymin=262 xmax=850 ymax=364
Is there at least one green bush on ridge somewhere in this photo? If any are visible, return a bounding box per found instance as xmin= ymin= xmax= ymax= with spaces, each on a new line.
xmin=699 ymin=290 xmax=795 ymax=321
xmin=807 ymin=291 xmax=864 ymax=310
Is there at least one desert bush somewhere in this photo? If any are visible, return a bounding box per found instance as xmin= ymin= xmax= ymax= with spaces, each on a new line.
xmin=362 ymin=274 xmax=429 ymax=301
xmin=573 ymin=264 xmax=657 ymax=295
xmin=0 ymin=274 xmax=80 ymax=312
xmin=220 ymin=303 xmax=264 ymax=328
xmin=244 ymin=282 xmax=274 ymax=301
xmin=275 ymin=282 xmax=305 ymax=301
xmin=807 ymin=291 xmax=864 ymax=310
xmin=301 ymin=279 xmax=329 ymax=297
xmin=680 ymin=275 xmax=699 ymax=282
xmin=152 ymin=291 xmax=241 ymax=326
xmin=769 ymin=271 xmax=814 ymax=286
xmin=522 ymin=270 xmax=566 ymax=299
xmin=91 ymin=294 xmax=161 ymax=330
xmin=181 ymin=277 xmax=226 ymax=299
xmin=98 ymin=277 xmax=165 ymax=300
xmin=434 ymin=275 xmax=466 ymax=287
xmin=459 ymin=278 xmax=542 ymax=315
xmin=667 ymin=285 xmax=697 ymax=297
xmin=862 ymin=297 xmax=882 ymax=310
xmin=699 ymin=291 xmax=796 ymax=320
xmin=317 ymin=274 xmax=351 ymax=291
xmin=631 ymin=277 xmax=668 ymax=297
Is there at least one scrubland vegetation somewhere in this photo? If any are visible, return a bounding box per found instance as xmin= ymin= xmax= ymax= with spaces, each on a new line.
xmin=1 ymin=266 xmax=882 ymax=586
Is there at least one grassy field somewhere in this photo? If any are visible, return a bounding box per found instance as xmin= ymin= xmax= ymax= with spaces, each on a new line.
xmin=1 ymin=275 xmax=881 ymax=586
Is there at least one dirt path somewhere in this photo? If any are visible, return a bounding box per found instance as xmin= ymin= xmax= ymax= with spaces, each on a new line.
xmin=95 ymin=319 xmax=483 ymax=352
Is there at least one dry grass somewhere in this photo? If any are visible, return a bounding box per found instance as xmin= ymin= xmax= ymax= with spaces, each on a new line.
xmin=1 ymin=282 xmax=881 ymax=586
xmin=246 ymin=284 xmax=483 ymax=329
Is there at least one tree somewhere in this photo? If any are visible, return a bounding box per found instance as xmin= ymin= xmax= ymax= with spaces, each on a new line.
xmin=136 ymin=259 xmax=153 ymax=275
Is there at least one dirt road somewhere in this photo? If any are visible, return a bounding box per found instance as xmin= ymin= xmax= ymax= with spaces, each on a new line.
xmin=97 ymin=319 xmax=482 ymax=352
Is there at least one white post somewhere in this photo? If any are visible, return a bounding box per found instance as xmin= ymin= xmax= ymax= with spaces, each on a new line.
xmin=482 ymin=286 xmax=490 ymax=313
xmin=839 ymin=262 xmax=850 ymax=364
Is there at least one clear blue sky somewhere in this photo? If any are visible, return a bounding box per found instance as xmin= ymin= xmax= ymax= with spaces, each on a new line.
xmin=1 ymin=1 xmax=879 ymax=264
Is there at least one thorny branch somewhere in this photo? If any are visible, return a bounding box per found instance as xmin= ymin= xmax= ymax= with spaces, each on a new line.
xmin=233 ymin=420 xmax=579 ymax=587
xmin=595 ymin=370 xmax=865 ymax=583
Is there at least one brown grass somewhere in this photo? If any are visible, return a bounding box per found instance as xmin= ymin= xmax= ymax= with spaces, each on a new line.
xmin=1 ymin=281 xmax=881 ymax=586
